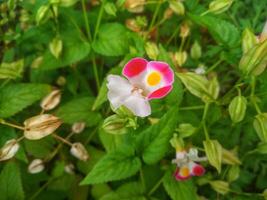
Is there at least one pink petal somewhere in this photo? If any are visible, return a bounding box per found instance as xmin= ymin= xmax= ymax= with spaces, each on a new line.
xmin=174 ymin=168 xmax=191 ymax=181
xmin=147 ymin=85 xmax=173 ymax=100
xmin=122 ymin=57 xmax=148 ymax=78
xmin=191 ymin=163 xmax=205 ymax=176
xmin=147 ymin=61 xmax=174 ymax=85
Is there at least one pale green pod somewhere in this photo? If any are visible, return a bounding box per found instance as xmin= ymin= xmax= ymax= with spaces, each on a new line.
xmin=227 ymin=165 xmax=240 ymax=182
xmin=49 ymin=37 xmax=63 ymax=59
xmin=102 ymin=114 xmax=128 ymax=135
xmin=209 ymin=180 xmax=230 ymax=195
xmin=190 ymin=41 xmax=202 ymax=60
xmin=253 ymin=113 xmax=267 ymax=142
xmin=242 ymin=28 xmax=258 ymax=54
xmin=203 ymin=140 xmax=222 ymax=173
xmin=209 ymin=0 xmax=233 ymax=14
xmin=169 ymin=1 xmax=185 ymax=15
xmin=36 ymin=5 xmax=50 ymax=25
xmin=145 ymin=42 xmax=159 ymax=60
xmin=228 ymin=96 xmax=247 ymax=123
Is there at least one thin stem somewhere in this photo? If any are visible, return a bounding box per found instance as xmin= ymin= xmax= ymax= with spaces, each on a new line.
xmin=179 ymin=37 xmax=186 ymax=52
xmin=29 ymin=178 xmax=54 ymax=200
xmin=179 ymin=105 xmax=205 ymax=110
xmin=92 ymin=57 xmax=100 ymax=91
xmin=148 ymin=176 xmax=164 ymax=196
xmin=250 ymin=76 xmax=261 ymax=114
xmin=52 ymin=134 xmax=72 ymax=146
xmin=81 ymin=0 xmax=92 ymax=41
xmin=140 ymin=168 xmax=146 ymax=191
xmin=148 ymin=0 xmax=162 ymax=33
xmin=167 ymin=26 xmax=180 ymax=46
xmin=202 ymin=103 xmax=210 ymax=140
xmin=93 ymin=0 xmax=105 ymax=40
xmin=0 ymin=119 xmax=25 ymax=130
xmin=205 ymin=59 xmax=223 ymax=74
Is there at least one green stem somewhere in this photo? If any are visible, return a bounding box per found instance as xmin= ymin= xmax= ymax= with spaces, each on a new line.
xmin=206 ymin=59 xmax=223 ymax=74
xmin=29 ymin=178 xmax=54 ymax=200
xmin=0 ymin=119 xmax=25 ymax=130
xmin=250 ymin=76 xmax=261 ymax=114
xmin=92 ymin=57 xmax=100 ymax=91
xmin=167 ymin=26 xmax=180 ymax=46
xmin=179 ymin=105 xmax=205 ymax=110
xmin=140 ymin=168 xmax=146 ymax=191
xmin=148 ymin=176 xmax=164 ymax=196
xmin=81 ymin=0 xmax=92 ymax=41
xmin=179 ymin=37 xmax=186 ymax=52
xmin=202 ymin=103 xmax=210 ymax=140
xmin=148 ymin=0 xmax=162 ymax=33
xmin=93 ymin=0 xmax=105 ymax=40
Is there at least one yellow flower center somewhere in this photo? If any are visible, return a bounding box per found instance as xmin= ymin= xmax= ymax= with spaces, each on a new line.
xmin=180 ymin=166 xmax=190 ymax=177
xmin=147 ymin=71 xmax=161 ymax=86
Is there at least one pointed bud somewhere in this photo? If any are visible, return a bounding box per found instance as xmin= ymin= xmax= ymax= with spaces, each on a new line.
xmin=169 ymin=1 xmax=185 ymax=16
xmin=180 ymin=23 xmax=190 ymax=38
xmin=242 ymin=28 xmax=258 ymax=54
xmin=228 ymin=96 xmax=247 ymax=123
xmin=208 ymin=0 xmax=233 ymax=14
xmin=28 ymin=159 xmax=45 ymax=174
xmin=0 ymin=139 xmax=19 ymax=161
xmin=207 ymin=74 xmax=220 ymax=101
xmin=174 ymin=51 xmax=187 ymax=66
xmin=31 ymin=56 xmax=43 ymax=69
xmin=102 ymin=114 xmax=128 ymax=135
xmin=190 ymin=41 xmax=202 ymax=60
xmin=203 ymin=140 xmax=222 ymax=173
xmin=222 ymin=148 xmax=241 ymax=165
xmin=124 ymin=0 xmax=145 ymax=13
xmin=24 ymin=114 xmax=62 ymax=140
xmin=104 ymin=2 xmax=117 ymax=16
xmin=36 ymin=5 xmax=50 ymax=25
xmin=49 ymin=36 xmax=63 ymax=59
xmin=70 ymin=142 xmax=89 ymax=161
xmin=145 ymin=42 xmax=159 ymax=60
xmin=176 ymin=123 xmax=196 ymax=138
xmin=40 ymin=89 xmax=61 ymax=111
xmin=72 ymin=122 xmax=86 ymax=134
xmin=253 ymin=113 xmax=267 ymax=142
xmin=227 ymin=165 xmax=240 ymax=182
xmin=209 ymin=180 xmax=230 ymax=195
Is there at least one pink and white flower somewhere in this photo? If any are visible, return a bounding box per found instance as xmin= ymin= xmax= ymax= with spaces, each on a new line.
xmin=107 ymin=57 xmax=174 ymax=117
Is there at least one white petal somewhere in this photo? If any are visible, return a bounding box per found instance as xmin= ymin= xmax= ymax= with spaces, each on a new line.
xmin=123 ymin=94 xmax=151 ymax=117
xmin=107 ymin=75 xmax=132 ymax=109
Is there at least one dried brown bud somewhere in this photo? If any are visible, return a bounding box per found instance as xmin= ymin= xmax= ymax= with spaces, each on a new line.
xmin=126 ymin=19 xmax=141 ymax=32
xmin=124 ymin=0 xmax=145 ymax=13
xmin=0 ymin=139 xmax=19 ymax=161
xmin=180 ymin=22 xmax=190 ymax=38
xmin=24 ymin=114 xmax=62 ymax=140
xmin=64 ymin=163 xmax=75 ymax=174
xmin=40 ymin=89 xmax=61 ymax=111
xmin=70 ymin=142 xmax=89 ymax=161
xmin=164 ymin=8 xmax=174 ymax=19
xmin=28 ymin=159 xmax=44 ymax=174
xmin=72 ymin=122 xmax=86 ymax=134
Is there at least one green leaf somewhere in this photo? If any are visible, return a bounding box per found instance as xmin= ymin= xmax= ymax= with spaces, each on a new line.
xmin=0 ymin=59 xmax=24 ymax=79
xmin=163 ymin=169 xmax=198 ymax=200
xmin=136 ymin=106 xmax=179 ymax=164
xmin=0 ymin=83 xmax=51 ymax=118
xmin=81 ymin=146 xmax=141 ymax=185
xmin=56 ymin=97 xmax=102 ymax=126
xmin=99 ymin=129 xmax=124 ymax=152
xmin=92 ymin=23 xmax=129 ymax=56
xmin=188 ymin=13 xmax=240 ymax=47
xmin=0 ymin=162 xmax=25 ymax=200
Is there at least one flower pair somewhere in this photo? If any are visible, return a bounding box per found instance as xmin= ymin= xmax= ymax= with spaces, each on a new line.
xmin=107 ymin=57 xmax=174 ymax=117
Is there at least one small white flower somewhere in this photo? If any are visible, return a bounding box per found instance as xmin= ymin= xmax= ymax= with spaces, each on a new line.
xmin=28 ymin=159 xmax=45 ymax=174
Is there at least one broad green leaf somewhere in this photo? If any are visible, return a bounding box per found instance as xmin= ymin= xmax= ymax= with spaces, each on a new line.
xmin=163 ymin=169 xmax=198 ymax=200
xmin=0 ymin=59 xmax=24 ymax=79
xmin=92 ymin=23 xmax=129 ymax=56
xmin=81 ymin=146 xmax=141 ymax=184
xmin=56 ymin=97 xmax=102 ymax=126
xmin=0 ymin=162 xmax=25 ymax=200
xmin=0 ymin=83 xmax=51 ymax=118
xmin=136 ymin=106 xmax=179 ymax=164
xmin=99 ymin=129 xmax=124 ymax=152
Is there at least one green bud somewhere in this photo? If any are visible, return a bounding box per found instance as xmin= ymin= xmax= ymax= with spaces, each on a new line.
xmin=31 ymin=56 xmax=43 ymax=69
xmin=222 ymin=148 xmax=241 ymax=165
xmin=203 ymin=140 xmax=222 ymax=173
xmin=242 ymin=28 xmax=258 ymax=54
xmin=228 ymin=96 xmax=247 ymax=123
xmin=190 ymin=41 xmax=202 ymax=60
xmin=239 ymin=39 xmax=267 ymax=76
xmin=208 ymin=0 xmax=233 ymax=14
xmin=256 ymin=142 xmax=267 ymax=154
xmin=50 ymin=0 xmax=78 ymax=7
xmin=104 ymin=2 xmax=117 ymax=16
xmin=49 ymin=36 xmax=63 ymax=59
xmin=227 ymin=165 xmax=240 ymax=182
xmin=253 ymin=113 xmax=267 ymax=142
xmin=169 ymin=1 xmax=185 ymax=15
xmin=176 ymin=123 xmax=196 ymax=138
xmin=0 ymin=59 xmax=24 ymax=79
xmin=102 ymin=114 xmax=128 ymax=135
xmin=170 ymin=134 xmax=184 ymax=151
xmin=113 ymin=106 xmax=134 ymax=118
xmin=36 ymin=5 xmax=50 ymax=25
xmin=207 ymin=75 xmax=220 ymax=101
xmin=174 ymin=51 xmax=187 ymax=66
xmin=209 ymin=180 xmax=230 ymax=195
xmin=145 ymin=42 xmax=159 ymax=60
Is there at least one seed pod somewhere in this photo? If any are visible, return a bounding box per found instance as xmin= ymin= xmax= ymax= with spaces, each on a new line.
xmin=28 ymin=159 xmax=45 ymax=174
xmin=124 ymin=0 xmax=145 ymax=13
xmin=24 ymin=114 xmax=62 ymax=140
xmin=207 ymin=75 xmax=220 ymax=101
xmin=208 ymin=0 xmax=233 ymax=14
xmin=180 ymin=22 xmax=190 ymax=38
xmin=57 ymin=0 xmax=78 ymax=7
xmin=222 ymin=148 xmax=241 ymax=165
xmin=242 ymin=28 xmax=258 ymax=54
xmin=256 ymin=142 xmax=267 ymax=154
xmin=163 ymin=8 xmax=173 ymax=20
xmin=70 ymin=142 xmax=89 ymax=161
xmin=72 ymin=122 xmax=86 ymax=134
xmin=102 ymin=114 xmax=128 ymax=135
xmin=209 ymin=180 xmax=229 ymax=195
xmin=176 ymin=123 xmax=196 ymax=138
xmin=0 ymin=139 xmax=19 ymax=161
xmin=56 ymin=76 xmax=66 ymax=86
xmin=228 ymin=96 xmax=247 ymax=123
xmin=104 ymin=2 xmax=117 ymax=16
xmin=64 ymin=163 xmax=75 ymax=174
xmin=145 ymin=42 xmax=159 ymax=60
xmin=239 ymin=39 xmax=267 ymax=76
xmin=253 ymin=113 xmax=267 ymax=142
xmin=40 ymin=89 xmax=61 ymax=111
xmin=36 ymin=5 xmax=50 ymax=25
xmin=49 ymin=36 xmax=63 ymax=59
xmin=170 ymin=134 xmax=184 ymax=151
xmin=31 ymin=56 xmax=43 ymax=69
xmin=174 ymin=51 xmax=187 ymax=66
xmin=169 ymin=1 xmax=185 ymax=15
xmin=203 ymin=140 xmax=222 ymax=173
xmin=227 ymin=165 xmax=240 ymax=182
xmin=126 ymin=19 xmax=141 ymax=32
xmin=190 ymin=41 xmax=202 ymax=60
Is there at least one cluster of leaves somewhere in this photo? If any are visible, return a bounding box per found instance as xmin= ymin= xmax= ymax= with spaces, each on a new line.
xmin=0 ymin=0 xmax=267 ymax=200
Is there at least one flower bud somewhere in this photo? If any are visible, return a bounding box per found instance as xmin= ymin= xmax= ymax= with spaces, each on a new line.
xmin=176 ymin=123 xmax=196 ymax=138
xmin=209 ymin=180 xmax=230 ymax=195
xmin=31 ymin=56 xmax=43 ymax=69
xmin=24 ymin=114 xmax=62 ymax=140
xmin=253 ymin=113 xmax=267 ymax=142
xmin=56 ymin=76 xmax=66 ymax=86
xmin=36 ymin=5 xmax=50 ymax=25
xmin=102 ymin=114 xmax=128 ymax=135
xmin=145 ymin=42 xmax=159 ymax=60
xmin=124 ymin=0 xmax=145 ymax=13
xmin=228 ymin=96 xmax=247 ymax=123
xmin=169 ymin=1 xmax=185 ymax=16
xmin=0 ymin=139 xmax=19 ymax=161
xmin=190 ymin=41 xmax=202 ymax=60
xmin=242 ymin=28 xmax=258 ymax=54
xmin=194 ymin=64 xmax=206 ymax=75
xmin=170 ymin=134 xmax=184 ymax=151
xmin=28 ymin=159 xmax=45 ymax=174
xmin=207 ymin=74 xmax=220 ymax=101
xmin=64 ymin=163 xmax=75 ymax=174
xmin=203 ymin=140 xmax=222 ymax=173
xmin=49 ymin=36 xmax=63 ymax=59
xmin=70 ymin=142 xmax=89 ymax=161
xmin=208 ymin=0 xmax=233 ymax=14
xmin=40 ymin=89 xmax=61 ymax=111
xmin=227 ymin=165 xmax=240 ymax=182
xmin=72 ymin=122 xmax=86 ymax=134
xmin=163 ymin=8 xmax=173 ymax=20
xmin=222 ymin=148 xmax=241 ymax=165
xmin=180 ymin=23 xmax=190 ymax=38
xmin=104 ymin=2 xmax=117 ymax=16
xmin=239 ymin=39 xmax=267 ymax=76
xmin=174 ymin=51 xmax=187 ymax=66
xmin=125 ymin=19 xmax=141 ymax=32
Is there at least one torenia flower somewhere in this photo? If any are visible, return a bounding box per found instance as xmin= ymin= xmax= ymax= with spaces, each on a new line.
xmin=107 ymin=58 xmax=174 ymax=117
